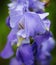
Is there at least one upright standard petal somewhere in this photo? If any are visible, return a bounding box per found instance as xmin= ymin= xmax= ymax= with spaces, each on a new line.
xmin=24 ymin=12 xmax=46 ymax=37
xmin=10 ymin=11 xmax=46 ymax=38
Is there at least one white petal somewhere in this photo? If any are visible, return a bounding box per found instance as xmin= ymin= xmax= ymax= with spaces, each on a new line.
xmin=38 ymin=13 xmax=49 ymax=19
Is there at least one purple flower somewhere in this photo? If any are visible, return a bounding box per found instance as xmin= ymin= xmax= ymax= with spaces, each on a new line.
xmin=1 ymin=1 xmax=55 ymax=65
xmin=1 ymin=12 xmax=49 ymax=59
xmin=7 ymin=0 xmax=48 ymax=34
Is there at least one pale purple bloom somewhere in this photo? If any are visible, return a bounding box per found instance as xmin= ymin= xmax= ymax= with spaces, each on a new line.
xmin=1 ymin=0 xmax=55 ymax=65
xmin=1 ymin=11 xmax=47 ymax=59
xmin=7 ymin=0 xmax=48 ymax=33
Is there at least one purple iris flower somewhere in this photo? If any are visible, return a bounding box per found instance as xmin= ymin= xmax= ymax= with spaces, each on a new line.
xmin=1 ymin=11 xmax=47 ymax=59
xmin=7 ymin=0 xmax=48 ymax=31
xmin=1 ymin=0 xmax=50 ymax=59
xmin=1 ymin=0 xmax=55 ymax=65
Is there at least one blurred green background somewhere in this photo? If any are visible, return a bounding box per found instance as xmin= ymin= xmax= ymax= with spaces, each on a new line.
xmin=0 ymin=0 xmax=56 ymax=65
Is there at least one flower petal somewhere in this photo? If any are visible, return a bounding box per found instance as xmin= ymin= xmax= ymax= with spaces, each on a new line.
xmin=1 ymin=41 xmax=14 ymax=59
xmin=8 ymin=27 xmax=18 ymax=42
xmin=43 ymin=19 xmax=51 ymax=31
xmin=42 ymin=37 xmax=55 ymax=52
xmin=16 ymin=44 xmax=34 ymax=65
xmin=24 ymin=12 xmax=46 ymax=37
xmin=38 ymin=13 xmax=49 ymax=19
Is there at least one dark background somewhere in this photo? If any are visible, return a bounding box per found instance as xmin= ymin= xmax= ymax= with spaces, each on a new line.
xmin=0 ymin=0 xmax=56 ymax=65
